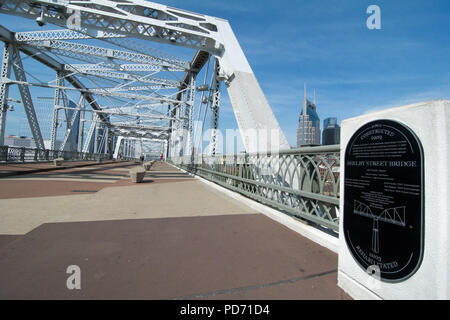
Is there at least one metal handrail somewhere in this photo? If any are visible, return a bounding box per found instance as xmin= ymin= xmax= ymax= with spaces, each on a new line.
xmin=169 ymin=145 xmax=341 ymax=233
xmin=0 ymin=145 xmax=111 ymax=163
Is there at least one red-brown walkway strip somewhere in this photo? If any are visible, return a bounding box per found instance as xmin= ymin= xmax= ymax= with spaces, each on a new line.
xmin=0 ymin=160 xmax=132 ymax=178
xmin=0 ymin=214 xmax=350 ymax=299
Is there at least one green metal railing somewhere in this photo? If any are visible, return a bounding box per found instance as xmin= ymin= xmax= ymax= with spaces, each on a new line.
xmin=170 ymin=145 xmax=341 ymax=233
xmin=0 ymin=145 xmax=111 ymax=163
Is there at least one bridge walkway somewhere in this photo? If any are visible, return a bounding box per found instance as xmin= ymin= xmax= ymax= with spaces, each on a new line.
xmin=0 ymin=160 xmax=349 ymax=299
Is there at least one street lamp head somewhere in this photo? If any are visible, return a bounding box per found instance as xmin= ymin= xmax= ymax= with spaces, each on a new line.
xmin=36 ymin=10 xmax=46 ymax=26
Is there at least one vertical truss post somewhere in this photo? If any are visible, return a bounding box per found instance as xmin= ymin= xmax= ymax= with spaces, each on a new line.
xmin=163 ymin=139 xmax=168 ymax=160
xmin=175 ymin=92 xmax=184 ymax=157
xmin=0 ymin=43 xmax=12 ymax=146
xmin=128 ymin=139 xmax=132 ymax=158
xmin=167 ymin=105 xmax=173 ymax=158
xmin=50 ymin=71 xmax=63 ymax=150
xmin=104 ymin=127 xmax=109 ymax=154
xmin=209 ymin=58 xmax=221 ymax=156
xmin=186 ymin=73 xmax=196 ymax=158
xmin=82 ymin=113 xmax=97 ymax=153
xmin=131 ymin=140 xmax=134 ymax=158
xmin=109 ymin=133 xmax=114 ymax=157
xmin=60 ymin=95 xmax=83 ymax=152
xmin=169 ymin=105 xmax=178 ymax=158
xmin=10 ymin=45 xmax=44 ymax=150
xmin=113 ymin=135 xmax=123 ymax=159
xmin=97 ymin=130 xmax=105 ymax=155
xmin=59 ymin=108 xmax=79 ymax=152
xmin=93 ymin=117 xmax=99 ymax=154
xmin=123 ymin=138 xmax=128 ymax=158
xmin=50 ymin=106 xmax=59 ymax=150
xmin=77 ymin=96 xmax=85 ymax=152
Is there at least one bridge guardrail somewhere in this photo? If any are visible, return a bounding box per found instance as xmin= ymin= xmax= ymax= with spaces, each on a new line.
xmin=0 ymin=145 xmax=111 ymax=163
xmin=170 ymin=144 xmax=341 ymax=233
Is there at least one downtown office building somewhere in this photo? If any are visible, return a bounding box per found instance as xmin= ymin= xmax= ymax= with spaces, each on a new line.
xmin=297 ymin=86 xmax=321 ymax=147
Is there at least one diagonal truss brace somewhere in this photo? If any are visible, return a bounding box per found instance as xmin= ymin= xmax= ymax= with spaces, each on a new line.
xmin=10 ymin=45 xmax=45 ymax=150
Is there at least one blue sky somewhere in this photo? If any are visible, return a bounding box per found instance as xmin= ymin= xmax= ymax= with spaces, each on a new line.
xmin=1 ymin=0 xmax=449 ymax=148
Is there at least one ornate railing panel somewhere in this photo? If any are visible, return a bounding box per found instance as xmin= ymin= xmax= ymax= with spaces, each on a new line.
xmin=170 ymin=145 xmax=341 ymax=233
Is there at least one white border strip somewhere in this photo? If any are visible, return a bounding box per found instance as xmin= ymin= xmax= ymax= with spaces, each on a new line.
xmin=169 ymin=162 xmax=339 ymax=253
xmin=338 ymin=270 xmax=382 ymax=300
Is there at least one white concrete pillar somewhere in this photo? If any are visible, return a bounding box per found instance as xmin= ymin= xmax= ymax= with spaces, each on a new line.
xmin=338 ymin=99 xmax=450 ymax=299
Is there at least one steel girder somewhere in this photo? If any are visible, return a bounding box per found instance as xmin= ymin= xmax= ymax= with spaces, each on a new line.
xmin=111 ymin=122 xmax=170 ymax=133
xmin=113 ymin=135 xmax=123 ymax=159
xmin=1 ymin=24 xmax=179 ymax=152
xmin=209 ymin=58 xmax=220 ymax=156
xmin=58 ymin=106 xmax=176 ymax=122
xmin=177 ymin=50 xmax=209 ymax=156
xmin=3 ymin=28 xmax=175 ymax=144
xmin=59 ymin=104 xmax=79 ymax=151
xmin=50 ymin=71 xmax=64 ymax=150
xmin=1 ymin=25 xmax=110 ymax=126
xmin=168 ymin=50 xmax=208 ymax=158
xmin=14 ymin=29 xmax=189 ymax=69
xmin=93 ymin=116 xmax=100 ymax=153
xmin=82 ymin=112 xmax=96 ymax=153
xmin=0 ymin=0 xmax=222 ymax=54
xmin=77 ymin=96 xmax=85 ymax=152
xmin=3 ymin=78 xmax=182 ymax=105
xmin=64 ymin=67 xmax=181 ymax=88
xmin=185 ymin=73 xmax=196 ymax=156
xmin=0 ymin=42 xmax=12 ymax=146
xmin=10 ymin=45 xmax=45 ymax=150
xmin=0 ymin=0 xmax=291 ymax=153
xmin=65 ymin=63 xmax=180 ymax=73
xmin=28 ymin=39 xmax=185 ymax=70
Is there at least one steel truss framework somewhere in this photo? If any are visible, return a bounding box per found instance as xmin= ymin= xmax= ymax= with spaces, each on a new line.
xmin=0 ymin=25 xmax=203 ymax=157
xmin=0 ymin=0 xmax=290 ymax=160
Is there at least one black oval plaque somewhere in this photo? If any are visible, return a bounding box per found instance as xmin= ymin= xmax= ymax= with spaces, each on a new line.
xmin=344 ymin=119 xmax=424 ymax=282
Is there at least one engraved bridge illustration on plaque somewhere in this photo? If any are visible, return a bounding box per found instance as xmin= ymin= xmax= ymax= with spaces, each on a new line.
xmin=353 ymin=200 xmax=406 ymax=254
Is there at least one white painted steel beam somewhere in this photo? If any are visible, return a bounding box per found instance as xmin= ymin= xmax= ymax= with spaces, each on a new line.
xmin=0 ymin=42 xmax=12 ymax=146
xmin=0 ymin=0 xmax=290 ymax=152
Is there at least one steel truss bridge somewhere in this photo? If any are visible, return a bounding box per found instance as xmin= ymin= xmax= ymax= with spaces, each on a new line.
xmin=0 ymin=0 xmax=290 ymax=160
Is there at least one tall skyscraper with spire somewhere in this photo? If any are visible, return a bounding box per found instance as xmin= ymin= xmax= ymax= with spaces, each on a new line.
xmin=297 ymin=84 xmax=321 ymax=147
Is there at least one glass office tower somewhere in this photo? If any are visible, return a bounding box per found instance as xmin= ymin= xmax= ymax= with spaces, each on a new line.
xmin=297 ymin=85 xmax=321 ymax=147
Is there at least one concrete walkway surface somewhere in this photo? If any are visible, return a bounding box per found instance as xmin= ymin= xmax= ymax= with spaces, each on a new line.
xmin=0 ymin=161 xmax=350 ymax=300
